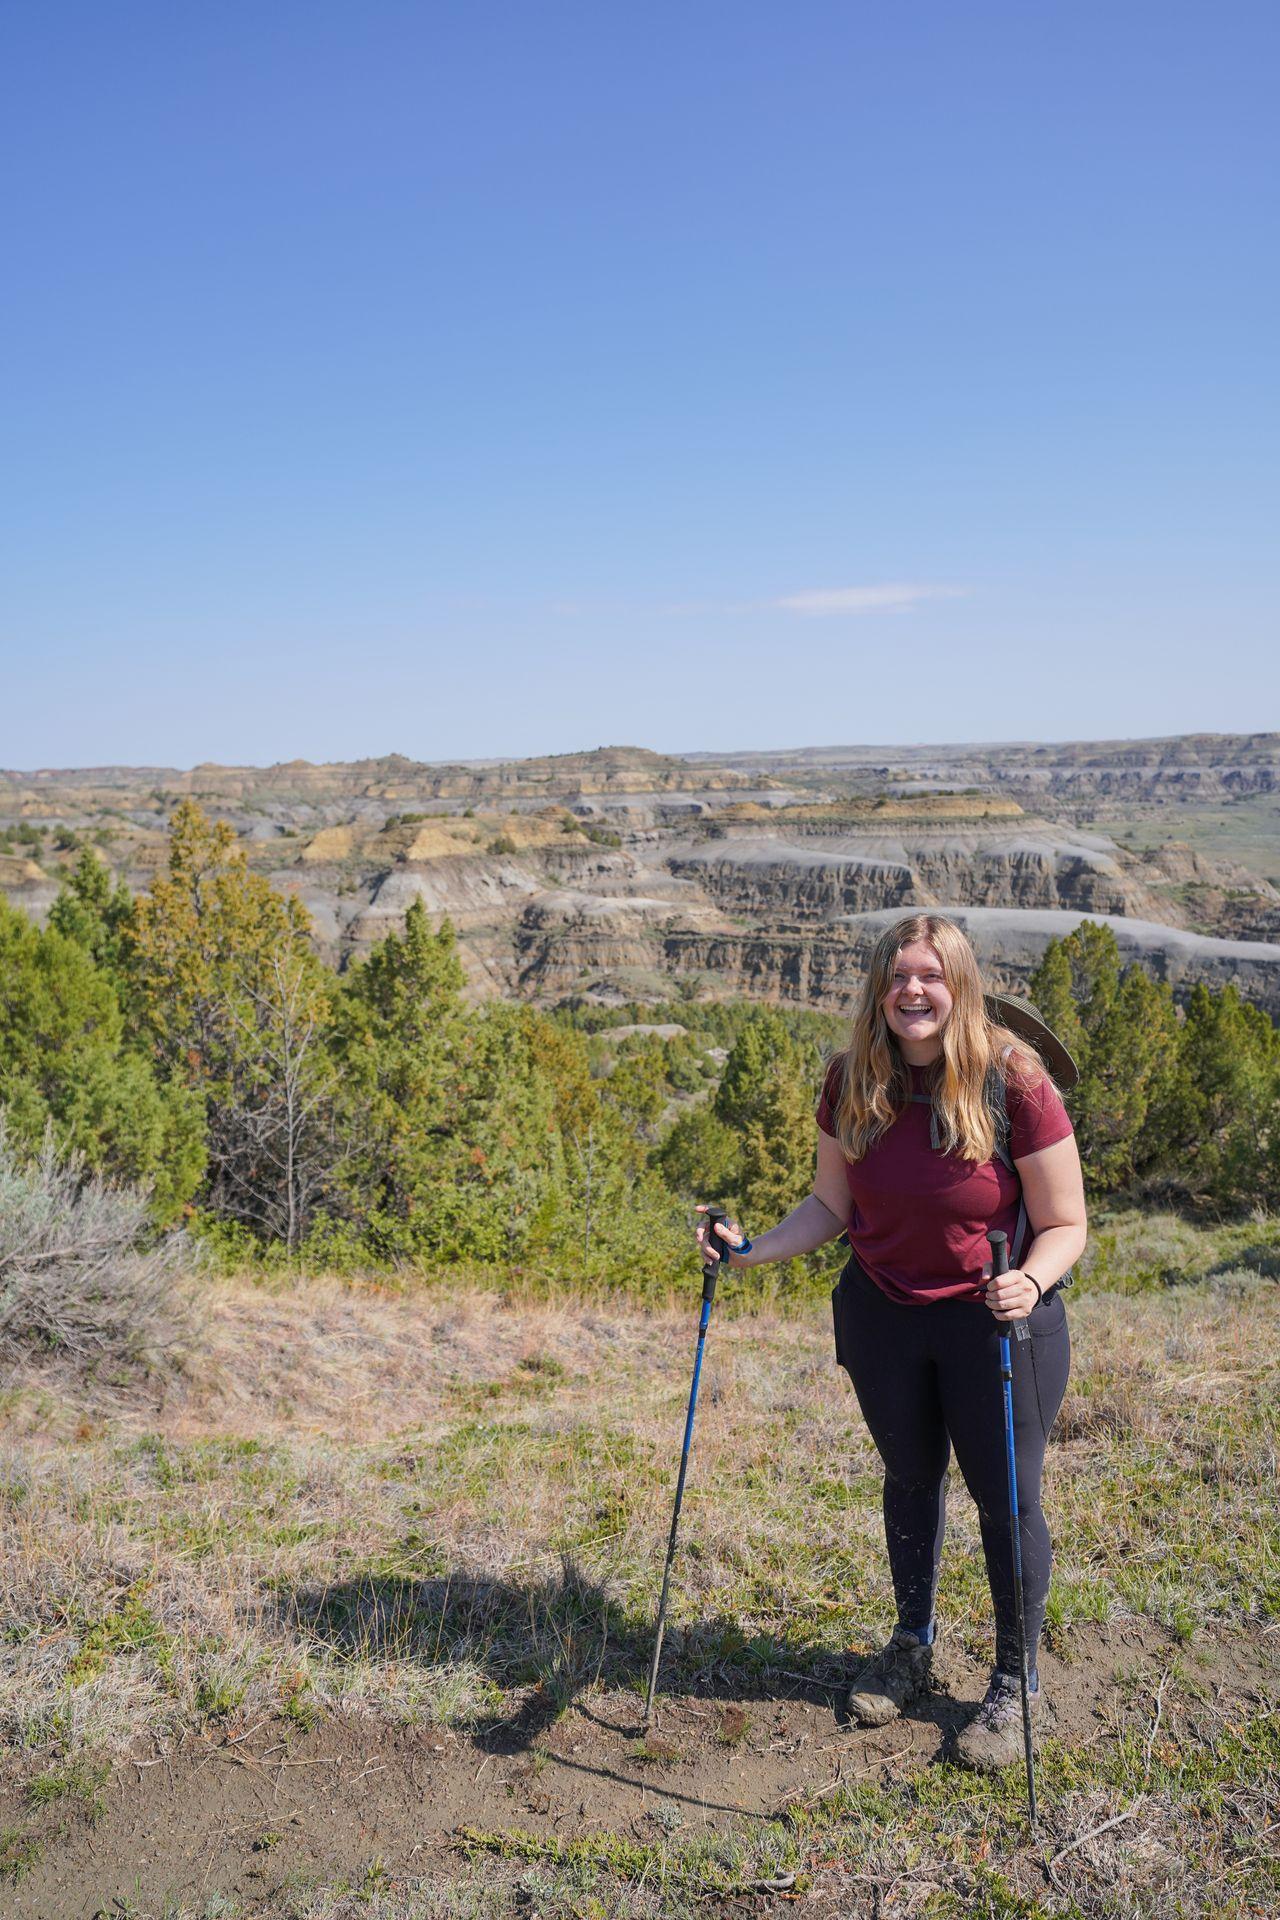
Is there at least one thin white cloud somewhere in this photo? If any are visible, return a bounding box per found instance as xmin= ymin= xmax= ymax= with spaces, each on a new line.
xmin=548 ymin=583 xmax=970 ymax=620
xmin=776 ymin=584 xmax=969 ymax=616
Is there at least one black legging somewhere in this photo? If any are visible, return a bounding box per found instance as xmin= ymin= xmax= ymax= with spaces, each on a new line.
xmin=833 ymin=1255 xmax=1071 ymax=1674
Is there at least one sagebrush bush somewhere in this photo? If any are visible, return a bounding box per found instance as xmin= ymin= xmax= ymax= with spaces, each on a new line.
xmin=1077 ymin=1211 xmax=1210 ymax=1292
xmin=1079 ymin=1208 xmax=1280 ymax=1294
xmin=0 ymin=1120 xmax=204 ymax=1381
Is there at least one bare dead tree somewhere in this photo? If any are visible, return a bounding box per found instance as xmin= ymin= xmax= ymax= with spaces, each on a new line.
xmin=217 ymin=949 xmax=346 ymax=1254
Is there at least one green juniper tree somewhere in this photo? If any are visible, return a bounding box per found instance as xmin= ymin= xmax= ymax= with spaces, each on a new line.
xmin=602 ymin=1037 xmax=668 ymax=1134
xmin=1070 ymin=962 xmax=1184 ymax=1191
xmin=1024 ymin=935 xmax=1086 ymax=1070
xmin=1030 ymin=922 xmax=1280 ymax=1213
xmin=0 ymin=896 xmax=203 ymax=1222
xmin=48 ymin=847 xmax=138 ymax=993
xmin=653 ymin=1101 xmax=742 ymax=1202
xmin=328 ymin=899 xmax=468 ymax=1253
xmin=1173 ymin=982 xmax=1280 ymax=1211
xmin=737 ymin=1051 xmax=820 ymax=1227
xmin=655 ymin=1006 xmax=825 ymax=1225
xmin=130 ymin=801 xmax=338 ymax=1249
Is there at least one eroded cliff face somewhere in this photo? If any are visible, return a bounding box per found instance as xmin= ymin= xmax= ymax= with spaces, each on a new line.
xmin=496 ymin=808 xmax=1280 ymax=1011
xmin=3 ymin=740 xmax=1278 ymax=1014
xmin=665 ymin=823 xmax=1166 ymax=922
xmin=510 ymin=912 xmax=1280 ymax=1014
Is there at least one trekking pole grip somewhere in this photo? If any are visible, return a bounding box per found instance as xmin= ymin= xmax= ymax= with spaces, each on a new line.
xmin=987 ymin=1229 xmax=1029 ymax=1344
xmin=701 ymin=1205 xmax=728 ymax=1304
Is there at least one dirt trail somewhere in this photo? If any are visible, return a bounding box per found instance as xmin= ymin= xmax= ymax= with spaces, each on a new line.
xmin=0 ymin=1622 xmax=1220 ymax=1919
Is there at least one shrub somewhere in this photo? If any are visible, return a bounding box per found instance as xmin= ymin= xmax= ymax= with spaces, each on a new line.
xmin=1076 ymin=1211 xmax=1211 ymax=1293
xmin=0 ymin=1122 xmax=204 ymax=1381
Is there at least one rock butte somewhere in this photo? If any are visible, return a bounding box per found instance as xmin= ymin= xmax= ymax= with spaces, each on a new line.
xmin=2 ymin=738 xmax=1278 ymax=1012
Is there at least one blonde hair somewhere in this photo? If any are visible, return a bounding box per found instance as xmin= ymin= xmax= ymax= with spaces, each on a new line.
xmin=826 ymin=914 xmax=1046 ymax=1162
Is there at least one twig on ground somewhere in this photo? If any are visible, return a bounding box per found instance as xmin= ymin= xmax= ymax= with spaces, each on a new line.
xmin=1046 ymin=1804 xmax=1139 ymax=1888
xmin=696 ymin=1870 xmax=796 ymax=1898
xmin=347 ymin=1760 xmax=388 ymax=1787
xmin=1142 ymin=1669 xmax=1172 ymax=1785
xmin=800 ymin=1733 xmax=916 ymax=1801
xmin=225 ymin=1717 xmax=273 ymax=1747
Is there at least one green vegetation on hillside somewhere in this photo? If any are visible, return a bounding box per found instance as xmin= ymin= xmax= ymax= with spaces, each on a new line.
xmin=1 ymin=803 xmax=1276 ymax=1287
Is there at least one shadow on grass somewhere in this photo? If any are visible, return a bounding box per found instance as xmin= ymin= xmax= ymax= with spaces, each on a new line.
xmin=269 ymin=1556 xmax=968 ymax=1755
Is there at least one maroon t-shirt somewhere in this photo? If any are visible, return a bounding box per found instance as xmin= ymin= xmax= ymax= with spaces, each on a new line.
xmin=815 ymin=1056 xmax=1074 ymax=1305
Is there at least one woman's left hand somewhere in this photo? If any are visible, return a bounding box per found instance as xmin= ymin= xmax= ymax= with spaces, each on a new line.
xmin=694 ymin=1205 xmax=753 ymax=1268
xmin=984 ymin=1267 xmax=1040 ymax=1321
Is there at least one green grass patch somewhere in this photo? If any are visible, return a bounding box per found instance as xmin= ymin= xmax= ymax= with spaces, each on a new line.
xmin=64 ymin=1582 xmax=174 ymax=1689
xmin=26 ymin=1755 xmax=110 ymax=1820
xmin=0 ymin=1824 xmax=50 ymax=1880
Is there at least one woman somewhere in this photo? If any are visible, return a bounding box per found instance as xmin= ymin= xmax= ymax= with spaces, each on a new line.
xmin=697 ymin=912 xmax=1087 ymax=1771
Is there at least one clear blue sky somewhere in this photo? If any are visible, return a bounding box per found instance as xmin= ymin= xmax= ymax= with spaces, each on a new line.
xmin=2 ymin=1 xmax=1276 ymax=767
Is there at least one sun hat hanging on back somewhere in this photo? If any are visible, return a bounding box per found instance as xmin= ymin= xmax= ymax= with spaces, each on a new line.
xmin=983 ymin=993 xmax=1080 ymax=1091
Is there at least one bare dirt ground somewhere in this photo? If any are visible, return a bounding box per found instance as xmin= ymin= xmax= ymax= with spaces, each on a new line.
xmin=2 ymin=1622 xmax=1268 ymax=1919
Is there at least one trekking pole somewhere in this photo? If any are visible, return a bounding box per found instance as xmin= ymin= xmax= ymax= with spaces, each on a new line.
xmin=643 ymin=1205 xmax=728 ymax=1726
xmin=987 ymin=1228 xmax=1038 ymax=1829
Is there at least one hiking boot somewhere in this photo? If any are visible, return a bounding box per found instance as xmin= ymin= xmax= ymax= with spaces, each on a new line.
xmin=954 ymin=1669 xmax=1041 ymax=1773
xmin=844 ymin=1628 xmax=933 ymax=1727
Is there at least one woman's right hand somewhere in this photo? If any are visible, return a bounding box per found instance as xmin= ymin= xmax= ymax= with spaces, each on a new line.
xmin=694 ymin=1204 xmax=752 ymax=1268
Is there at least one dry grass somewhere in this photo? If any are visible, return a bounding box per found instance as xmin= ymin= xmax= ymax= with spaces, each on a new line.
xmin=0 ymin=1266 xmax=1276 ymax=1916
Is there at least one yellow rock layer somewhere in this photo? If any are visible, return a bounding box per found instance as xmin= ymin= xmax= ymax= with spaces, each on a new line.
xmin=300 ymin=825 xmax=357 ymax=863
xmin=403 ymin=812 xmax=586 ymax=861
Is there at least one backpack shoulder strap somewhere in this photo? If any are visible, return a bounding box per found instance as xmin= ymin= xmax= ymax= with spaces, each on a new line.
xmin=985 ymin=1065 xmax=1015 ymax=1176
xmin=987 ymin=1058 xmax=1031 ymax=1263
xmin=908 ymin=1091 xmax=942 ymax=1149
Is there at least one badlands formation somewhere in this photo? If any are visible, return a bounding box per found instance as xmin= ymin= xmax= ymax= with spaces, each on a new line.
xmin=2 ymin=737 xmax=1279 ymax=1013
